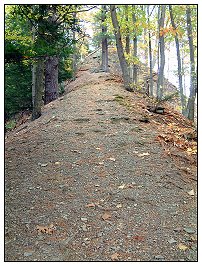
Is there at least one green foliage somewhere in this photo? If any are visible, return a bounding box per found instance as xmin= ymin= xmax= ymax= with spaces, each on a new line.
xmin=58 ymin=58 xmax=73 ymax=83
xmin=5 ymin=120 xmax=17 ymax=130
xmin=5 ymin=62 xmax=32 ymax=116
xmin=5 ymin=4 xmax=83 ymax=119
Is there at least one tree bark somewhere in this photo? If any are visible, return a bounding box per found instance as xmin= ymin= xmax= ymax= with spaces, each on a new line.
xmin=125 ymin=5 xmax=130 ymax=55
xmin=186 ymin=6 xmax=197 ymax=121
xmin=147 ymin=5 xmax=154 ymax=96
xmin=101 ymin=5 xmax=109 ymax=72
xmin=110 ymin=5 xmax=132 ymax=91
xmin=32 ymin=58 xmax=44 ymax=120
xmin=169 ymin=5 xmax=186 ymax=115
xmin=157 ymin=5 xmax=166 ymax=101
xmin=44 ymin=6 xmax=59 ymax=105
xmin=132 ymin=6 xmax=138 ymax=84
xmin=72 ymin=11 xmax=77 ymax=79
xmin=44 ymin=55 xmax=59 ymax=104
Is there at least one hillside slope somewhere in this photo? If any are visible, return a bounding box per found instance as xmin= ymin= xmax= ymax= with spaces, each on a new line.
xmin=5 ymin=53 xmax=197 ymax=261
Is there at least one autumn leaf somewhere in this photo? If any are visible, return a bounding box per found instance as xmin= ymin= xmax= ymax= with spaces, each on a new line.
xmin=178 ymin=243 xmax=188 ymax=251
xmin=133 ymin=235 xmax=144 ymax=241
xmin=111 ymin=253 xmax=120 ymax=261
xmin=118 ymin=184 xmax=125 ymax=189
xmin=86 ymin=203 xmax=96 ymax=208
xmin=109 ymin=157 xmax=116 ymax=161
xmin=102 ymin=212 xmax=111 ymax=221
xmin=116 ymin=203 xmax=122 ymax=208
xmin=187 ymin=189 xmax=195 ymax=196
xmin=36 ymin=224 xmax=54 ymax=234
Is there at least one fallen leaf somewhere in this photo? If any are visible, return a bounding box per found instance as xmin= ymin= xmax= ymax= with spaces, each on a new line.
xmin=86 ymin=203 xmax=95 ymax=208
xmin=133 ymin=235 xmax=144 ymax=241
xmin=178 ymin=243 xmax=188 ymax=251
xmin=55 ymin=162 xmax=60 ymax=165
xmin=36 ymin=225 xmax=54 ymax=234
xmin=109 ymin=157 xmax=116 ymax=161
xmin=95 ymin=147 xmax=101 ymax=150
xmin=118 ymin=184 xmax=125 ymax=189
xmin=138 ymin=152 xmax=150 ymax=157
xmin=190 ymin=235 xmax=197 ymax=241
xmin=116 ymin=204 xmax=122 ymax=208
xmin=187 ymin=189 xmax=195 ymax=196
xmin=102 ymin=212 xmax=111 ymax=221
xmin=111 ymin=253 xmax=120 ymax=261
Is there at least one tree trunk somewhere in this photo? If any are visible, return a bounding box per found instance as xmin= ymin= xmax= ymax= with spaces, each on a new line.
xmin=169 ymin=5 xmax=186 ymax=115
xmin=72 ymin=11 xmax=77 ymax=79
xmin=147 ymin=5 xmax=153 ymax=96
xmin=101 ymin=5 xmax=109 ymax=72
xmin=142 ymin=5 xmax=148 ymax=66
xmin=132 ymin=6 xmax=138 ymax=84
xmin=44 ymin=6 xmax=59 ymax=105
xmin=125 ymin=5 xmax=130 ymax=55
xmin=186 ymin=6 xmax=197 ymax=121
xmin=32 ymin=58 xmax=44 ymax=120
xmin=157 ymin=5 xmax=166 ymax=101
xmin=110 ymin=5 xmax=132 ymax=91
xmin=44 ymin=55 xmax=59 ymax=104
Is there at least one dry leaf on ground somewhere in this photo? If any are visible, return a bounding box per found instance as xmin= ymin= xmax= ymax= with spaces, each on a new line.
xmin=36 ymin=225 xmax=54 ymax=234
xmin=118 ymin=184 xmax=125 ymax=189
xmin=187 ymin=189 xmax=195 ymax=196
xmin=111 ymin=252 xmax=120 ymax=261
xmin=85 ymin=203 xmax=96 ymax=208
xmin=178 ymin=243 xmax=188 ymax=251
xmin=102 ymin=212 xmax=111 ymax=221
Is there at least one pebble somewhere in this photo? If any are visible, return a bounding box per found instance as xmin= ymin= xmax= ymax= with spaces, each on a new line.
xmin=183 ymin=227 xmax=195 ymax=234
xmin=154 ymin=255 xmax=165 ymax=260
xmin=97 ymin=232 xmax=104 ymax=237
xmin=81 ymin=217 xmax=88 ymax=222
xmin=24 ymin=251 xmax=33 ymax=257
xmin=174 ymin=227 xmax=182 ymax=232
xmin=168 ymin=238 xmax=177 ymax=244
xmin=82 ymin=224 xmax=88 ymax=232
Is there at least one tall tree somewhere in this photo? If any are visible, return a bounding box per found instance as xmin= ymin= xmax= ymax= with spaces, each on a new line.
xmin=101 ymin=5 xmax=109 ymax=72
xmin=44 ymin=5 xmax=59 ymax=104
xmin=169 ymin=5 xmax=186 ymax=115
xmin=186 ymin=6 xmax=197 ymax=120
xmin=157 ymin=5 xmax=166 ymax=100
xmin=32 ymin=58 xmax=44 ymax=120
xmin=125 ymin=5 xmax=130 ymax=55
xmin=132 ymin=6 xmax=138 ymax=84
xmin=31 ymin=5 xmax=46 ymax=120
xmin=110 ymin=5 xmax=132 ymax=91
xmin=44 ymin=55 xmax=59 ymax=104
xmin=147 ymin=5 xmax=154 ymax=96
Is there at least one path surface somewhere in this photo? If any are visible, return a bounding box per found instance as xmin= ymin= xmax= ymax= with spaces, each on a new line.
xmin=5 ymin=59 xmax=197 ymax=261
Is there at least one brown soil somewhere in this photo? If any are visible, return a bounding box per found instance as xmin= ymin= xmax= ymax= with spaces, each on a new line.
xmin=5 ymin=54 xmax=197 ymax=261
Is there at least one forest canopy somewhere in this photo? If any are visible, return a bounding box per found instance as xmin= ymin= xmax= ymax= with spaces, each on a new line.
xmin=4 ymin=4 xmax=197 ymax=126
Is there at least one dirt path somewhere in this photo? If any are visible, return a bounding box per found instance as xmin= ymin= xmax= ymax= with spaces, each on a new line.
xmin=5 ymin=62 xmax=197 ymax=261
